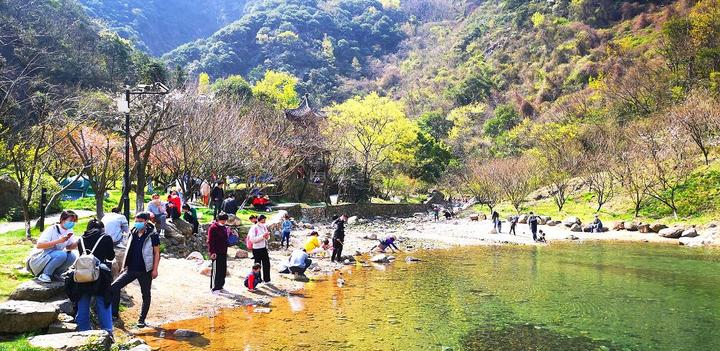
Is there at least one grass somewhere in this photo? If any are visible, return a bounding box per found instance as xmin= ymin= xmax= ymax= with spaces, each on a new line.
xmin=0 ymin=218 xmax=92 ymax=301
xmin=0 ymin=334 xmax=47 ymax=351
xmin=60 ymin=189 xmax=156 ymax=214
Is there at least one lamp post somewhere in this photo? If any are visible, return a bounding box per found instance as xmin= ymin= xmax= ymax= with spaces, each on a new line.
xmin=117 ymin=82 xmax=170 ymax=220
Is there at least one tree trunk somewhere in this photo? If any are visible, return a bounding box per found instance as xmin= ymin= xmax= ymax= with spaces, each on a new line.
xmin=22 ymin=203 xmax=32 ymax=239
xmin=95 ymin=190 xmax=105 ymax=219
xmin=135 ymin=162 xmax=146 ymax=212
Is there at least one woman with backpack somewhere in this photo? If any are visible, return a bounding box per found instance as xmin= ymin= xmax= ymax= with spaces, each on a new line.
xmin=66 ymin=218 xmax=115 ymax=336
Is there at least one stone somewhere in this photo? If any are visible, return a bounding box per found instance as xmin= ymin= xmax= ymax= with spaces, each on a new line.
xmin=226 ymin=214 xmax=243 ymax=226
xmin=0 ymin=175 xmax=21 ymax=218
xmin=469 ymin=214 xmax=479 ymax=221
xmin=199 ymin=266 xmax=212 ymax=277
xmin=623 ymin=222 xmax=639 ymax=231
xmin=547 ymin=220 xmax=561 ymax=226
xmin=612 ymin=221 xmax=625 ymax=231
xmin=129 ymin=346 xmax=152 ymax=351
xmin=371 ymin=254 xmax=390 ymax=263
xmin=28 ymin=330 xmax=112 ymax=351
xmin=489 ymin=228 xmax=497 ymax=234
xmin=650 ymin=223 xmax=668 ymax=233
xmin=679 ymin=235 xmax=715 ymax=247
xmin=405 ymin=256 xmax=421 ymax=262
xmin=303 ymin=223 xmax=313 ymax=229
xmin=121 ymin=338 xmax=147 ymax=349
xmin=659 ymin=227 xmax=684 ymax=238
xmin=253 ymin=307 xmax=272 ymax=313
xmin=165 ymin=218 xmax=193 ymax=238
xmin=347 ymin=216 xmax=358 ymax=225
xmin=518 ymin=215 xmax=528 ymax=224
xmin=173 ymin=329 xmax=202 ymax=338
xmin=235 ymin=250 xmax=249 ymax=259
xmin=681 ymin=228 xmax=699 ymax=238
xmin=57 ymin=313 xmax=74 ymax=323
xmin=0 ymin=300 xmax=58 ymax=333
xmin=566 ymin=235 xmax=580 ymax=240
xmin=48 ymin=320 xmax=78 ymax=334
xmin=570 ymin=223 xmax=582 ymax=232
xmin=563 ymin=216 xmax=581 ymax=226
xmin=538 ymin=217 xmax=548 ymax=225
xmin=9 ymin=280 xmax=65 ymax=302
xmin=638 ymin=223 xmax=651 ymax=233
xmin=186 ymin=251 xmax=204 ymax=261
xmin=50 ymin=298 xmax=74 ymax=314
xmin=364 ymin=233 xmax=378 ymax=240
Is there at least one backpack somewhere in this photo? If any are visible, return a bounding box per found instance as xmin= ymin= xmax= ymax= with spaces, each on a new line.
xmin=227 ymin=227 xmax=239 ymax=246
xmin=245 ymin=233 xmax=253 ymax=250
xmin=73 ymin=235 xmax=105 ymax=283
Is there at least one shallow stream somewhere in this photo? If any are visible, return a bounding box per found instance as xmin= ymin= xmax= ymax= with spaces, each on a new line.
xmin=142 ymin=242 xmax=720 ymax=350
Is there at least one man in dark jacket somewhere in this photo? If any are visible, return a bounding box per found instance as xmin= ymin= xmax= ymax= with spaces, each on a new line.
xmin=210 ymin=181 xmax=225 ymax=220
xmin=221 ymin=194 xmax=239 ymax=215
xmin=528 ymin=212 xmax=539 ymax=241
xmin=331 ymin=214 xmax=347 ymax=262
xmin=207 ymin=212 xmax=230 ymax=294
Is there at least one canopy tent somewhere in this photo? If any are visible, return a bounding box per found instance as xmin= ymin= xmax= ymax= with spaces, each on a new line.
xmin=59 ymin=175 xmax=96 ymax=200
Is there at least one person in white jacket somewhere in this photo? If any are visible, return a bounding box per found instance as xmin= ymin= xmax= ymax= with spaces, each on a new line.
xmin=249 ymin=215 xmax=271 ymax=283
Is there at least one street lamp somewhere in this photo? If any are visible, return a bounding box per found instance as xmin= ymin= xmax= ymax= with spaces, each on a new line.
xmin=117 ymin=82 xmax=170 ymax=220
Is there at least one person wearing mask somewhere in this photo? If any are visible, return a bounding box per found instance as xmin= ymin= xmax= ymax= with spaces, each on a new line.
xmin=146 ymin=194 xmax=167 ymax=234
xmin=248 ymin=215 xmax=271 ymax=283
xmin=221 ymin=194 xmax=239 ymax=215
xmin=111 ymin=212 xmax=160 ymax=328
xmin=70 ymin=219 xmax=114 ymax=336
xmin=207 ymin=212 xmax=230 ymax=294
xmin=33 ymin=210 xmax=79 ymax=283
xmin=281 ymin=214 xmax=293 ymax=249
xmin=331 ymin=214 xmax=347 ymax=263
xmin=182 ymin=204 xmax=199 ymax=235
xmin=167 ymin=191 xmax=182 ymax=220
xmin=200 ymin=180 xmax=211 ymax=206
xmin=210 ymin=182 xmax=225 ymax=220
xmin=528 ymin=212 xmax=540 ymax=241
xmin=101 ymin=207 xmax=129 ymax=279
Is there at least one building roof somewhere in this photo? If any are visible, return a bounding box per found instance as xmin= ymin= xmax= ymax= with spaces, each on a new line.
xmin=285 ymin=93 xmax=325 ymax=122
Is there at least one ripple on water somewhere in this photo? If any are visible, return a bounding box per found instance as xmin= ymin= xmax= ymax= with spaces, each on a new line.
xmin=461 ymin=324 xmax=618 ymax=351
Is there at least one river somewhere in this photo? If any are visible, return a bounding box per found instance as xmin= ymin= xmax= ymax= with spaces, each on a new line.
xmin=141 ymin=242 xmax=720 ymax=350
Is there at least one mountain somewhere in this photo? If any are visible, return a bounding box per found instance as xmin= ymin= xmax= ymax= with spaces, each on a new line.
xmin=162 ymin=0 xmax=406 ymax=103
xmin=78 ymin=0 xmax=247 ymax=56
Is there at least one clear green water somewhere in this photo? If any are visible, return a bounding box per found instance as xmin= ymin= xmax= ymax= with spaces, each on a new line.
xmin=146 ymin=242 xmax=720 ymax=350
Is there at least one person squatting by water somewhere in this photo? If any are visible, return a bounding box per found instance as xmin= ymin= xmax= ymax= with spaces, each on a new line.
xmin=371 ymin=235 xmax=401 ymax=253
xmin=245 ymin=263 xmax=262 ymax=291
xmin=111 ymin=212 xmax=160 ymax=328
xmin=249 ymin=214 xmax=272 ymax=283
xmin=331 ymin=214 xmax=347 ymax=262
xmin=207 ymin=212 xmax=230 ymax=295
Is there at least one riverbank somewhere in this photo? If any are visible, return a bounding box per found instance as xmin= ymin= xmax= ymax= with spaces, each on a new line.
xmin=117 ymin=213 xmax=718 ymax=332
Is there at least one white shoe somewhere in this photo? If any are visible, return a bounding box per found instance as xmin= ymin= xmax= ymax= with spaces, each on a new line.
xmin=37 ymin=274 xmax=52 ymax=283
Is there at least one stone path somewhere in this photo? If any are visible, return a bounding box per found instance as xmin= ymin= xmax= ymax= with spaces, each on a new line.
xmin=0 ymin=210 xmax=95 ymax=235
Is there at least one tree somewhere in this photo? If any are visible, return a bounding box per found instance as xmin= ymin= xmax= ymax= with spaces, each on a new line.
xmin=530 ymin=123 xmax=583 ymax=211
xmin=251 ymin=70 xmax=299 ymax=109
xmin=211 ymin=75 xmax=252 ymax=102
xmin=667 ymin=90 xmax=720 ymax=165
xmin=326 ymin=92 xmax=417 ymax=201
xmin=417 ymin=110 xmax=453 ymax=140
xmin=483 ymin=104 xmax=521 ymax=138
xmin=463 ymin=159 xmax=502 ymax=212
xmin=492 ymin=157 xmax=537 ymax=213
xmin=410 ymin=131 xmax=453 ymax=184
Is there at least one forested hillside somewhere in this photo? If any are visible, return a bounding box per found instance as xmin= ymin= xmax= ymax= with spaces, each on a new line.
xmin=79 ymin=0 xmax=246 ymax=55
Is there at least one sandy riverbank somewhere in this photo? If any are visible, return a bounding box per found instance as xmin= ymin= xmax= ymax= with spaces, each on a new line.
xmin=116 ymin=214 xmax=710 ymax=334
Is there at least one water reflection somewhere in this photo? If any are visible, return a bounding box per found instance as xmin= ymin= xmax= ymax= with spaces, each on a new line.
xmin=146 ymin=242 xmax=720 ymax=350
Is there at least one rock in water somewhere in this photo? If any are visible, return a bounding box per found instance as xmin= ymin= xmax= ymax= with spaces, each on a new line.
xmin=681 ymin=228 xmax=699 ymax=238
xmin=650 ymin=223 xmax=668 ymax=233
xmin=347 ymin=216 xmax=358 ymax=225
xmin=129 ymin=346 xmax=152 ymax=351
xmin=659 ymin=227 xmax=684 ymax=238
xmin=173 ymin=329 xmax=202 ymax=338
xmin=28 ymin=330 xmax=112 ymax=351
xmin=566 ymin=234 xmax=580 ymax=240
xmin=570 ymin=223 xmax=582 ymax=232
xmin=253 ymin=307 xmax=271 ymax=313
xmin=546 ymin=220 xmax=561 ymax=226
xmin=9 ymin=280 xmax=65 ymax=301
xmin=0 ymin=300 xmax=58 ymax=333
xmin=371 ymin=254 xmax=390 ymax=263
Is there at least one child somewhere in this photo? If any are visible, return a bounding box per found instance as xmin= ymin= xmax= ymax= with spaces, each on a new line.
xmin=536 ymin=230 xmax=547 ymax=243
xmin=244 ymin=263 xmax=262 ymax=291
xmin=281 ymin=215 xmax=292 ymax=249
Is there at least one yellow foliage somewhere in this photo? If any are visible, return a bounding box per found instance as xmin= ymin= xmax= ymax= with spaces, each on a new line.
xmin=446 ymin=102 xmax=486 ymax=142
xmin=251 ymin=70 xmax=299 ymax=109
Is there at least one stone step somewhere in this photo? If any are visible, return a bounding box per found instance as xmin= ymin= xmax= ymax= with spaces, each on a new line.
xmin=9 ymin=280 xmax=65 ymax=301
xmin=28 ymin=330 xmax=112 ymax=351
xmin=0 ymin=300 xmax=58 ymax=333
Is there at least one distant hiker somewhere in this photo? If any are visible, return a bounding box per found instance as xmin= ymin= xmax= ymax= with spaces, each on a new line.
xmin=31 ymin=210 xmax=79 ymax=283
xmin=509 ymin=215 xmax=518 ymax=236
xmin=331 ymin=214 xmax=347 ymax=263
xmin=528 ymin=212 xmax=539 ymax=241
xmin=249 ymin=215 xmax=271 ymax=283
xmin=182 ymin=204 xmax=199 ymax=235
xmin=69 ymin=219 xmax=114 ymax=336
xmin=102 ymin=207 xmax=129 ymax=278
xmin=211 ymin=181 xmax=225 ymax=219
xmin=167 ymin=191 xmax=182 ymax=220
xmin=221 ymin=194 xmax=239 ymax=216
xmin=281 ymin=214 xmax=293 ymax=249
xmin=147 ymin=193 xmax=167 ymax=234
xmin=491 ymin=210 xmax=501 ymax=233
xmin=207 ymin=213 xmax=230 ymax=295
xmin=432 ymin=205 xmax=440 ymax=221
xmin=244 ymin=263 xmax=262 ymax=291
xmin=200 ymin=180 xmax=211 ymax=206
xmin=590 ymin=214 xmax=604 ymax=233
xmin=371 ymin=235 xmax=400 ymax=253
xmin=111 ymin=212 xmax=160 ymax=328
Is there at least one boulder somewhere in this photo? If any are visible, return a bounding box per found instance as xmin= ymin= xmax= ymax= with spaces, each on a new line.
xmin=28 ymin=330 xmax=112 ymax=351
xmin=623 ymin=222 xmax=638 ymax=231
xmin=165 ymin=219 xmax=193 ymax=238
xmin=659 ymin=227 xmax=684 ymax=238
xmin=0 ymin=174 xmax=21 ymax=219
xmin=48 ymin=320 xmax=78 ymax=334
xmin=469 ymin=214 xmax=480 ymax=221
xmin=681 ymin=228 xmax=699 ymax=238
xmin=540 ymin=216 xmax=552 ymax=223
xmin=650 ymin=223 xmax=668 ymax=233
xmin=347 ymin=216 xmax=358 ymax=225
xmin=566 ymin=234 xmax=580 ymax=240
xmin=518 ymin=215 xmax=528 ymax=224
xmin=424 ymin=190 xmax=445 ymax=205
xmin=9 ymin=280 xmax=65 ymax=302
xmin=226 ymin=214 xmax=243 ymax=226
xmin=547 ymin=220 xmax=561 ymax=226
xmin=235 ymin=250 xmax=249 ymax=259
xmin=612 ymin=221 xmax=625 ymax=231
xmin=186 ymin=251 xmax=204 ymax=261
xmin=50 ymin=299 xmax=74 ymax=315
xmin=563 ymin=216 xmax=581 ymax=227
xmin=679 ymin=234 xmax=715 ymax=247
xmin=638 ymin=223 xmax=651 ymax=233
xmin=570 ymin=223 xmax=582 ymax=232
xmin=371 ymin=254 xmax=390 ymax=263
xmin=0 ymin=300 xmax=58 ymax=333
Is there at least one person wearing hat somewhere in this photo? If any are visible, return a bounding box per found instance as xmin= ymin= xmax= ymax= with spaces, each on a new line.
xmin=110 ymin=212 xmax=161 ymax=328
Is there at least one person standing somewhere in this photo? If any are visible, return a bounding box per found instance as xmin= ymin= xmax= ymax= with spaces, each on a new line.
xmin=249 ymin=215 xmax=271 ymax=283
xmin=528 ymin=212 xmax=539 ymax=241
xmin=432 ymin=205 xmax=440 ymax=222
xmin=491 ymin=210 xmax=501 ymax=233
xmin=281 ymin=214 xmax=293 ymax=249
xmin=210 ymin=181 xmax=225 ymax=220
xmin=146 ymin=194 xmax=167 ymax=235
xmin=182 ymin=204 xmax=199 ymax=235
xmin=509 ymin=215 xmax=518 ymax=236
xmin=200 ymin=180 xmax=211 ymax=206
xmin=101 ymin=207 xmax=129 ymax=279
xmin=33 ymin=210 xmax=79 ymax=282
xmin=71 ymin=219 xmax=114 ymax=336
xmin=111 ymin=212 xmax=160 ymax=328
xmin=207 ymin=213 xmax=229 ymax=294
xmin=331 ymin=214 xmax=347 ymax=263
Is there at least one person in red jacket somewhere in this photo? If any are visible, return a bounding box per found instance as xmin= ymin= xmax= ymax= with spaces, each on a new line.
xmin=207 ymin=212 xmax=229 ymax=294
xmin=167 ymin=191 xmax=182 ymax=220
